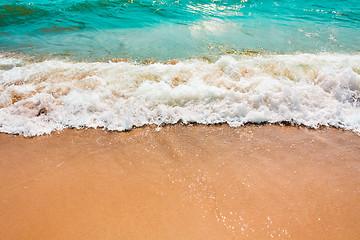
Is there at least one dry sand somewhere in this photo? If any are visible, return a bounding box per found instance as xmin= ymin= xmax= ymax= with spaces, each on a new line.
xmin=0 ymin=125 xmax=359 ymax=240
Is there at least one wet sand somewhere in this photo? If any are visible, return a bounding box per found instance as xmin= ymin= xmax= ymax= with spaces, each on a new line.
xmin=0 ymin=125 xmax=359 ymax=240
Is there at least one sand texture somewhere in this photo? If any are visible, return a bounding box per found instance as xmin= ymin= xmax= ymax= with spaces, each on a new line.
xmin=0 ymin=125 xmax=359 ymax=239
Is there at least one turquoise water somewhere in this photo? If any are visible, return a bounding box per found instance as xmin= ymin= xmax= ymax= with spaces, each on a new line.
xmin=1 ymin=0 xmax=359 ymax=60
xmin=0 ymin=1 xmax=360 ymax=136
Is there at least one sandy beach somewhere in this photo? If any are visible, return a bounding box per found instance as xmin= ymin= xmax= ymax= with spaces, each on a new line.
xmin=0 ymin=124 xmax=359 ymax=239
xmin=1 ymin=0 xmax=360 ymax=239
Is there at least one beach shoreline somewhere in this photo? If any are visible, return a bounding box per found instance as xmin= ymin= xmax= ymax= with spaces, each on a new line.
xmin=1 ymin=0 xmax=360 ymax=239
xmin=0 ymin=124 xmax=359 ymax=239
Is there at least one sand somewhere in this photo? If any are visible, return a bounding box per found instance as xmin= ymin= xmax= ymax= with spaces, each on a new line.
xmin=0 ymin=124 xmax=359 ymax=239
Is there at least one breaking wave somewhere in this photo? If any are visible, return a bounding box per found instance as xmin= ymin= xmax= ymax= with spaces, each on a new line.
xmin=0 ymin=52 xmax=359 ymax=136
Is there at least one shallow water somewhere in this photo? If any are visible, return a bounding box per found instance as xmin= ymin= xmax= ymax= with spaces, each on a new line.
xmin=1 ymin=0 xmax=359 ymax=60
xmin=0 ymin=0 xmax=359 ymax=136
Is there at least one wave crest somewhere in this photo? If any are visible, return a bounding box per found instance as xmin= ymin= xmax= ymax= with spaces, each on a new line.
xmin=0 ymin=53 xmax=359 ymax=136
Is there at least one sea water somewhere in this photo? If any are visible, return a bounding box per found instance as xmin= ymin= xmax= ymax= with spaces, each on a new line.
xmin=0 ymin=0 xmax=359 ymax=136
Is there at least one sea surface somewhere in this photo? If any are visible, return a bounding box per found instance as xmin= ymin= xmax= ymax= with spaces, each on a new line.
xmin=0 ymin=0 xmax=359 ymax=136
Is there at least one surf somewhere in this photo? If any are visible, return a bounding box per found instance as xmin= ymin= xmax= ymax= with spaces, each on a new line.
xmin=0 ymin=52 xmax=359 ymax=136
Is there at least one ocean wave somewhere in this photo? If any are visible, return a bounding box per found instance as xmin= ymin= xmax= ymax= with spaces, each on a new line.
xmin=0 ymin=52 xmax=359 ymax=136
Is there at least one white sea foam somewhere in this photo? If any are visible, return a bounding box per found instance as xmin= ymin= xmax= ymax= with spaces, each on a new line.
xmin=0 ymin=53 xmax=359 ymax=136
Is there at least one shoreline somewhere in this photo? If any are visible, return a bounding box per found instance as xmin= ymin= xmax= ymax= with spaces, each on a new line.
xmin=0 ymin=124 xmax=359 ymax=239
xmin=2 ymin=121 xmax=358 ymax=138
